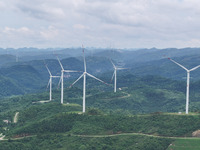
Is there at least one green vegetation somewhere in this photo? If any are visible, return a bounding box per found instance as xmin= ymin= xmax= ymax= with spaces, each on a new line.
xmin=2 ymin=110 xmax=200 ymax=149
xmin=0 ymin=134 xmax=173 ymax=150
xmin=167 ymin=139 xmax=200 ymax=150
xmin=1 ymin=74 xmax=200 ymax=115
xmin=9 ymin=113 xmax=200 ymax=137
xmin=0 ymin=55 xmax=200 ymax=149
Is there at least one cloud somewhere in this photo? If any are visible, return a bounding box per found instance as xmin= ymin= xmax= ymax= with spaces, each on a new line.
xmin=14 ymin=0 xmax=67 ymax=21
xmin=1 ymin=0 xmax=200 ymax=48
xmin=40 ymin=26 xmax=59 ymax=39
xmin=0 ymin=1 xmax=6 ymax=10
xmin=73 ymin=24 xmax=89 ymax=30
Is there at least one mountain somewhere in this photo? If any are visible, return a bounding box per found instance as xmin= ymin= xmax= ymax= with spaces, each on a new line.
xmin=0 ymin=47 xmax=200 ymax=98
xmin=0 ymin=47 xmax=93 ymax=62
xmin=0 ymin=65 xmax=44 ymax=94
xmin=127 ymin=54 xmax=200 ymax=80
xmin=0 ymin=75 xmax=25 ymax=97
xmin=0 ymin=73 xmax=200 ymax=149
xmin=1 ymin=73 xmax=200 ymax=114
xmin=1 ymin=47 xmax=200 ymax=149
xmin=0 ymin=54 xmax=16 ymax=67
xmin=93 ymin=47 xmax=200 ymax=63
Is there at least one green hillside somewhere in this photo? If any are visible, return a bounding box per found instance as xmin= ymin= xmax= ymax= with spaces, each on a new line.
xmin=0 ymin=65 xmax=45 ymax=95
xmin=0 ymin=54 xmax=16 ymax=67
xmin=167 ymin=139 xmax=200 ymax=150
xmin=1 ymin=74 xmax=200 ymax=114
xmin=128 ymin=55 xmax=200 ymax=80
xmin=0 ymin=134 xmax=173 ymax=150
xmin=0 ymin=76 xmax=25 ymax=97
xmin=1 ymin=107 xmax=200 ymax=149
xmin=0 ymin=72 xmax=200 ymax=149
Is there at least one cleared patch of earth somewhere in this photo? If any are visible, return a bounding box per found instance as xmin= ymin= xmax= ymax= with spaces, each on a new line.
xmin=192 ymin=130 xmax=200 ymax=137
xmin=13 ymin=112 xmax=19 ymax=123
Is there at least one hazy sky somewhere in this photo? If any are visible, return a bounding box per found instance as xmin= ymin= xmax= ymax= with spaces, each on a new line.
xmin=1 ymin=0 xmax=200 ymax=48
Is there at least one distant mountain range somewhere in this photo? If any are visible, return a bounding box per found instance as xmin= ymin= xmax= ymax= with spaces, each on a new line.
xmin=0 ymin=47 xmax=200 ymax=97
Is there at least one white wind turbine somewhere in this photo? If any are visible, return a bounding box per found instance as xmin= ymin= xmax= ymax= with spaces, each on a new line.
xmin=110 ymin=59 xmax=127 ymax=93
xmin=45 ymin=64 xmax=60 ymax=101
xmin=168 ymin=58 xmax=200 ymax=114
xmin=69 ymin=46 xmax=109 ymax=113
xmin=57 ymin=56 xmax=79 ymax=104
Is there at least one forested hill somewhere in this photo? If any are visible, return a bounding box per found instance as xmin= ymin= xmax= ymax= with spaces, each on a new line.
xmin=0 ymin=51 xmax=200 ymax=100
xmin=1 ymin=73 xmax=200 ymax=115
xmin=1 ymin=102 xmax=200 ymax=149
xmin=0 ymin=65 xmax=44 ymax=97
xmin=126 ymin=54 xmax=200 ymax=80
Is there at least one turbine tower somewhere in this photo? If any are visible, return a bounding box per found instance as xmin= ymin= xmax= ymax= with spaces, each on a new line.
xmin=70 ymin=45 xmax=109 ymax=113
xmin=45 ymin=64 xmax=60 ymax=101
xmin=168 ymin=58 xmax=200 ymax=114
xmin=57 ymin=56 xmax=79 ymax=104
xmin=110 ymin=59 xmax=127 ymax=92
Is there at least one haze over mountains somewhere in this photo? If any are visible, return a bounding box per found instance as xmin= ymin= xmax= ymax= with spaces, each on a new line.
xmin=0 ymin=47 xmax=198 ymax=98
xmin=0 ymin=48 xmax=200 ymax=112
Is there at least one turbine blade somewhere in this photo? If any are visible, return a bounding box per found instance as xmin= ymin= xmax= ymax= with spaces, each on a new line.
xmin=57 ymin=76 xmax=62 ymax=89
xmin=45 ymin=65 xmax=52 ymax=76
xmin=69 ymin=73 xmax=84 ymax=88
xmin=190 ymin=65 xmax=200 ymax=72
xmin=117 ymin=67 xmax=128 ymax=70
xmin=57 ymin=56 xmax=64 ymax=70
xmin=52 ymin=76 xmax=60 ymax=78
xmin=46 ymin=79 xmax=50 ymax=90
xmin=111 ymin=71 xmax=115 ymax=82
xmin=64 ymin=70 xmax=82 ymax=73
xmin=87 ymin=73 xmax=109 ymax=86
xmin=82 ymin=45 xmax=87 ymax=72
xmin=168 ymin=58 xmax=188 ymax=71
xmin=110 ymin=59 xmax=116 ymax=68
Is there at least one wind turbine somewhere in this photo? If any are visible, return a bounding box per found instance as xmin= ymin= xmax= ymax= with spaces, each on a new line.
xmin=168 ymin=58 xmax=200 ymax=114
xmin=57 ymin=56 xmax=80 ymax=104
xmin=45 ymin=64 xmax=60 ymax=101
xmin=110 ymin=59 xmax=127 ymax=93
xmin=69 ymin=46 xmax=109 ymax=113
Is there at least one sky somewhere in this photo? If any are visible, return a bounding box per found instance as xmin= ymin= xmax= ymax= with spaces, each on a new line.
xmin=1 ymin=0 xmax=200 ymax=49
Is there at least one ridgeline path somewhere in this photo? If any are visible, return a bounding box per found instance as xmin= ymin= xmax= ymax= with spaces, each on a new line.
xmin=0 ymin=131 xmax=200 ymax=141
xmin=71 ymin=132 xmax=200 ymax=140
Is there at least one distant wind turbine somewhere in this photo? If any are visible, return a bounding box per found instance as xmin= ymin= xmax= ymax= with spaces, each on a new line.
xmin=168 ymin=58 xmax=200 ymax=114
xmin=57 ymin=56 xmax=79 ymax=104
xmin=69 ymin=45 xmax=109 ymax=113
xmin=45 ymin=64 xmax=60 ymax=101
xmin=110 ymin=59 xmax=127 ymax=93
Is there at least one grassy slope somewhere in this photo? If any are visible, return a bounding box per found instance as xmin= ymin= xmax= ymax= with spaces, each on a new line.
xmin=167 ymin=139 xmax=200 ymax=150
